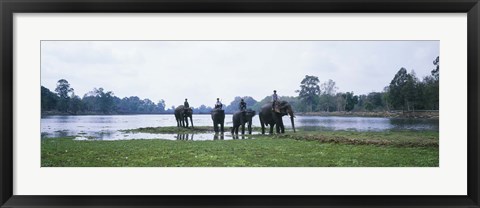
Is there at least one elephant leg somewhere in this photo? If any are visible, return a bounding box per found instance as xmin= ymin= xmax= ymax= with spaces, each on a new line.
xmin=248 ymin=122 xmax=252 ymax=135
xmin=279 ymin=119 xmax=285 ymax=133
xmin=240 ymin=115 xmax=245 ymax=135
xmin=220 ymin=122 xmax=224 ymax=133
xmin=269 ymin=124 xmax=274 ymax=134
xmin=213 ymin=122 xmax=218 ymax=133
xmin=231 ymin=126 xmax=234 ymax=134
xmin=276 ymin=117 xmax=282 ymax=133
xmin=260 ymin=118 xmax=265 ymax=135
xmin=185 ymin=118 xmax=189 ymax=128
xmin=235 ymin=126 xmax=239 ymax=135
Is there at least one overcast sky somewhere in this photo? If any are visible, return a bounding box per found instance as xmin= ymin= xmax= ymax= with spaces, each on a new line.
xmin=41 ymin=41 xmax=439 ymax=108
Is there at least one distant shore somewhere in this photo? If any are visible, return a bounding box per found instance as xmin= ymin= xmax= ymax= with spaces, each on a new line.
xmin=42 ymin=110 xmax=439 ymax=119
xmin=297 ymin=110 xmax=439 ymax=119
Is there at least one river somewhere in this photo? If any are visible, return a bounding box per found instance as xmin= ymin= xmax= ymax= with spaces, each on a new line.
xmin=41 ymin=114 xmax=438 ymax=141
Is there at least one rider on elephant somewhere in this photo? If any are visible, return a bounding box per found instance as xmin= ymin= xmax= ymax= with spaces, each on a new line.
xmin=215 ymin=98 xmax=223 ymax=109
xmin=239 ymin=98 xmax=247 ymax=112
xmin=184 ymin=98 xmax=190 ymax=108
xmin=272 ymin=90 xmax=279 ymax=111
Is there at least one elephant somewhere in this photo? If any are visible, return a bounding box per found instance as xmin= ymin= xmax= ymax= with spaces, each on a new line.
xmin=211 ymin=109 xmax=225 ymax=133
xmin=174 ymin=105 xmax=194 ymax=128
xmin=231 ymin=109 xmax=256 ymax=135
xmin=259 ymin=101 xmax=296 ymax=134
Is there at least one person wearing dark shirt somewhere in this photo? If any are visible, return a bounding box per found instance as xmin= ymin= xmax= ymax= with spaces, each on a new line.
xmin=272 ymin=90 xmax=278 ymax=110
xmin=184 ymin=98 xmax=189 ymax=108
xmin=239 ymin=98 xmax=247 ymax=111
xmin=215 ymin=98 xmax=223 ymax=109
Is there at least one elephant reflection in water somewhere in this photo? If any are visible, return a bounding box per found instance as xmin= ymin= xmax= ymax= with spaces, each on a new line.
xmin=213 ymin=133 xmax=224 ymax=140
xmin=232 ymin=134 xmax=246 ymax=140
xmin=176 ymin=133 xmax=194 ymax=140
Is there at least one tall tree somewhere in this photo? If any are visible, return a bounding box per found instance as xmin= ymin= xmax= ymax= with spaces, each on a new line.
xmin=344 ymin=92 xmax=358 ymax=112
xmin=319 ymin=79 xmax=338 ymax=112
xmin=387 ymin=68 xmax=422 ymax=111
xmin=296 ymin=75 xmax=321 ymax=112
xmin=432 ymin=56 xmax=439 ymax=81
xmin=41 ymin=86 xmax=58 ymax=112
xmin=69 ymin=93 xmax=83 ymax=114
xmin=54 ymin=79 xmax=74 ymax=112
xmin=89 ymin=87 xmax=115 ymax=114
xmin=157 ymin=99 xmax=166 ymax=113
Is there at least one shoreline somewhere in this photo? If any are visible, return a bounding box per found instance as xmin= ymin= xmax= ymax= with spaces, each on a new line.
xmin=42 ymin=110 xmax=439 ymax=119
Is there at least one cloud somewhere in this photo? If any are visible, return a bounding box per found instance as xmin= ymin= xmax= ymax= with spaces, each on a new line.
xmin=41 ymin=41 xmax=439 ymax=107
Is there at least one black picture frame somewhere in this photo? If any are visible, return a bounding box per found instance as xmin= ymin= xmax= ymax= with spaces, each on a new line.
xmin=1 ymin=0 xmax=479 ymax=207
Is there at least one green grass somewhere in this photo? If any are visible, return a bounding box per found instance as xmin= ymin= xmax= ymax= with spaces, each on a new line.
xmin=274 ymin=130 xmax=438 ymax=147
xmin=41 ymin=130 xmax=438 ymax=167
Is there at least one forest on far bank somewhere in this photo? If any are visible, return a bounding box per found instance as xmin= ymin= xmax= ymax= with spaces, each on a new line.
xmin=41 ymin=57 xmax=439 ymax=115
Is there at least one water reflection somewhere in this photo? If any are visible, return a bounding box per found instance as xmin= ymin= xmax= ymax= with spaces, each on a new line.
xmin=42 ymin=114 xmax=439 ymax=141
xmin=176 ymin=133 xmax=194 ymax=140
xmin=389 ymin=118 xmax=439 ymax=131
xmin=232 ymin=134 xmax=248 ymax=140
xmin=213 ymin=133 xmax=225 ymax=140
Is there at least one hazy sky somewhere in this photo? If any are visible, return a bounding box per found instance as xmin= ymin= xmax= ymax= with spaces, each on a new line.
xmin=41 ymin=41 xmax=439 ymax=108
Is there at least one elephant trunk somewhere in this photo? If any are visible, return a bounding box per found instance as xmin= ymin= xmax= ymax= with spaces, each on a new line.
xmin=290 ymin=116 xmax=296 ymax=133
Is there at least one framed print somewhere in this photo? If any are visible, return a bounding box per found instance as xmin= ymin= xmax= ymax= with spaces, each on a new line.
xmin=1 ymin=0 xmax=479 ymax=207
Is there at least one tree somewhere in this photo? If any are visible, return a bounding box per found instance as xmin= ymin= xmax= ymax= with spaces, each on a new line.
xmin=41 ymin=86 xmax=58 ymax=112
xmin=320 ymin=79 xmax=338 ymax=96
xmin=318 ymin=79 xmax=338 ymax=112
xmin=157 ymin=99 xmax=166 ymax=113
xmin=54 ymin=79 xmax=74 ymax=112
xmin=432 ymin=56 xmax=439 ymax=81
xmin=344 ymin=92 xmax=358 ymax=112
xmin=296 ymin=75 xmax=321 ymax=112
xmin=88 ymin=87 xmax=115 ymax=114
xmin=425 ymin=56 xmax=440 ymax=110
xmin=364 ymin=92 xmax=385 ymax=111
xmin=403 ymin=70 xmax=419 ymax=111
xmin=69 ymin=94 xmax=83 ymax=114
xmin=387 ymin=68 xmax=423 ymax=111
xmin=335 ymin=93 xmax=347 ymax=111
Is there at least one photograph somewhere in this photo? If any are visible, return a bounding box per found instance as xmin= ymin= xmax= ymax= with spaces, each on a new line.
xmin=2 ymin=0 xmax=477 ymax=206
xmin=40 ymin=40 xmax=440 ymax=167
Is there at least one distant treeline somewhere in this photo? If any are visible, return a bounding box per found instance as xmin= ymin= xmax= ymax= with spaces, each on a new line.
xmin=41 ymin=56 xmax=439 ymax=115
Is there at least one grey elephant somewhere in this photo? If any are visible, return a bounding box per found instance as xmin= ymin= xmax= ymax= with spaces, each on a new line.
xmin=231 ymin=109 xmax=256 ymax=135
xmin=211 ymin=108 xmax=225 ymax=133
xmin=259 ymin=101 xmax=296 ymax=134
xmin=174 ymin=105 xmax=194 ymax=128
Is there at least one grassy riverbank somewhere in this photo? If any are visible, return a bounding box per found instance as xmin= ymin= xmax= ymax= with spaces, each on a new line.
xmin=42 ymin=130 xmax=438 ymax=167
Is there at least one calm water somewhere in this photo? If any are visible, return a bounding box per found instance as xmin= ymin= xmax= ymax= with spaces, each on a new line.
xmin=41 ymin=114 xmax=439 ymax=141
